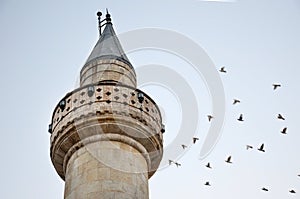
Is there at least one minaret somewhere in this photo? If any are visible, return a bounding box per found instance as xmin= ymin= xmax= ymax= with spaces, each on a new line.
xmin=49 ymin=11 xmax=164 ymax=199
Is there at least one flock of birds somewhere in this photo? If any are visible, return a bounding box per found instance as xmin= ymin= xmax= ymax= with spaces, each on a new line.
xmin=167 ymin=66 xmax=297 ymax=196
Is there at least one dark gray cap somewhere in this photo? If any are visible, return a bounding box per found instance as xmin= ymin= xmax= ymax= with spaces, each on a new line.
xmin=84 ymin=22 xmax=132 ymax=67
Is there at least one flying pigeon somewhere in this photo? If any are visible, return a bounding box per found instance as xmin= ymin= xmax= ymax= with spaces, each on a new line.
xmin=219 ymin=67 xmax=227 ymax=73
xmin=168 ymin=160 xmax=174 ymax=165
xmin=225 ymin=156 xmax=232 ymax=164
xmin=272 ymin=84 xmax=281 ymax=90
xmin=258 ymin=144 xmax=265 ymax=152
xmin=174 ymin=162 xmax=181 ymax=167
xmin=289 ymin=190 xmax=296 ymax=194
xmin=193 ymin=137 xmax=199 ymax=144
xmin=207 ymin=115 xmax=213 ymax=122
xmin=181 ymin=144 xmax=187 ymax=149
xmin=237 ymin=114 xmax=244 ymax=122
xmin=204 ymin=181 xmax=211 ymax=186
xmin=246 ymin=145 xmax=253 ymax=150
xmin=277 ymin=114 xmax=285 ymax=120
xmin=281 ymin=127 xmax=287 ymax=134
xmin=206 ymin=162 xmax=212 ymax=169
xmin=262 ymin=187 xmax=269 ymax=192
xmin=233 ymin=99 xmax=241 ymax=105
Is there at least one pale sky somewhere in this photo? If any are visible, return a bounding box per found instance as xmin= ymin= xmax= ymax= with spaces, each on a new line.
xmin=0 ymin=0 xmax=300 ymax=198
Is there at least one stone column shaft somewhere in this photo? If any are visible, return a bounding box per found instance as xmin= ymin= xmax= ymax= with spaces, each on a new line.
xmin=65 ymin=141 xmax=149 ymax=199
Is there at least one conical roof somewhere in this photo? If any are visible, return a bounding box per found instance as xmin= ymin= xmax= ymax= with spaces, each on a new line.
xmin=84 ymin=22 xmax=131 ymax=66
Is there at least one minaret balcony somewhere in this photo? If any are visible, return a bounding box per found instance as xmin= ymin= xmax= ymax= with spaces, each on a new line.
xmin=50 ymin=82 xmax=163 ymax=180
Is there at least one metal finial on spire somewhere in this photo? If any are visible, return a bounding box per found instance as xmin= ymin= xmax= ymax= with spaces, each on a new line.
xmin=106 ymin=8 xmax=111 ymax=23
xmin=97 ymin=9 xmax=112 ymax=36
xmin=97 ymin=11 xmax=102 ymax=36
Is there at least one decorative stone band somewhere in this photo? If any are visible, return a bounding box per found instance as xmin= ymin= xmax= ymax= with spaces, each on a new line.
xmin=63 ymin=134 xmax=151 ymax=176
xmin=80 ymin=58 xmax=137 ymax=87
xmin=50 ymin=82 xmax=163 ymax=180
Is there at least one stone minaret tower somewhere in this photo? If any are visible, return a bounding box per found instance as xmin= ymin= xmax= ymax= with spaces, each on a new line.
xmin=49 ymin=11 xmax=164 ymax=199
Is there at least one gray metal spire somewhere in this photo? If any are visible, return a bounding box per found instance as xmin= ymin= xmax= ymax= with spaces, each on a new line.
xmin=84 ymin=13 xmax=131 ymax=67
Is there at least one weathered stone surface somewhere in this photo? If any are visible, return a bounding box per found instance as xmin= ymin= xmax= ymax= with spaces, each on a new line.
xmin=64 ymin=142 xmax=149 ymax=199
xmin=80 ymin=59 xmax=136 ymax=88
xmin=50 ymin=83 xmax=163 ymax=180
